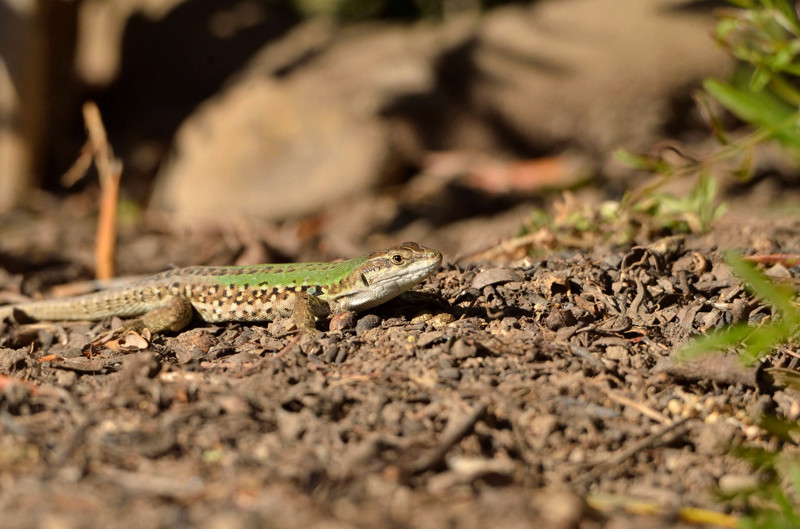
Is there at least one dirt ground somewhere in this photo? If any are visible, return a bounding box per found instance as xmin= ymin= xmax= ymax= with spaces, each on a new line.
xmin=1 ymin=201 xmax=798 ymax=529
xmin=3 ymin=1 xmax=797 ymax=527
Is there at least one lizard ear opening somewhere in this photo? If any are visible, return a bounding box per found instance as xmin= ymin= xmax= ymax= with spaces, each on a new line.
xmin=361 ymin=273 xmax=370 ymax=287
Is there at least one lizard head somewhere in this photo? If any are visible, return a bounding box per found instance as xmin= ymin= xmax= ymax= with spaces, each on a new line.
xmin=332 ymin=242 xmax=442 ymax=312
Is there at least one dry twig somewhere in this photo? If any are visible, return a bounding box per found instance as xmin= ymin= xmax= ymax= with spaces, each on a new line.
xmin=62 ymin=102 xmax=123 ymax=280
xmin=408 ymin=401 xmax=488 ymax=474
xmin=575 ymin=418 xmax=690 ymax=486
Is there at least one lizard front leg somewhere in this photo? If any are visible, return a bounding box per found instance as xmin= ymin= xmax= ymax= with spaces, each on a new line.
xmin=292 ymin=292 xmax=331 ymax=336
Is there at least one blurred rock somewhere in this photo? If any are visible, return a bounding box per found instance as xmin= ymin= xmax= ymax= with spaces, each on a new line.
xmin=151 ymin=20 xmax=467 ymax=224
xmin=150 ymin=0 xmax=730 ymax=225
xmin=468 ymin=0 xmax=731 ymax=158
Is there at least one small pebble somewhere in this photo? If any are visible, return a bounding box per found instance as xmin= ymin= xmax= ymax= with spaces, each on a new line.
xmin=533 ymin=490 xmax=588 ymax=527
xmin=428 ymin=313 xmax=456 ymax=328
xmin=544 ymin=309 xmax=577 ymax=330
xmin=744 ymin=425 xmax=761 ymax=439
xmin=417 ymin=331 xmax=445 ymax=348
xmin=718 ymin=474 xmax=759 ymax=494
xmin=666 ymin=399 xmax=682 ymax=415
xmin=335 ymin=347 xmax=348 ymax=364
xmin=451 ymin=339 xmax=478 ymax=359
xmin=472 ymin=268 xmax=524 ymax=290
xmin=331 ymin=311 xmax=357 ymax=331
xmin=355 ymin=314 xmax=381 ymax=334
xmin=790 ymin=400 xmax=800 ymax=420
xmin=411 ymin=313 xmax=433 ymax=324
xmin=567 ymin=447 xmax=585 ymax=464
xmin=323 ymin=344 xmax=339 ymax=363
xmin=439 ymin=367 xmax=461 ymax=381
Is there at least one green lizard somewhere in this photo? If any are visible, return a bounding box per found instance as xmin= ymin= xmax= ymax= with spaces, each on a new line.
xmin=0 ymin=242 xmax=442 ymax=336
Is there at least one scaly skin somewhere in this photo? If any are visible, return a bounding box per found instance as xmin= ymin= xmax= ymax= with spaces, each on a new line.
xmin=0 ymin=242 xmax=442 ymax=335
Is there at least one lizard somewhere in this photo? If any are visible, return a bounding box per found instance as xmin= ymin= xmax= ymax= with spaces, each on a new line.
xmin=0 ymin=242 xmax=442 ymax=337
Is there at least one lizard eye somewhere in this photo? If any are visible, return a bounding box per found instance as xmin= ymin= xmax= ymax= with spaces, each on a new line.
xmin=391 ymin=254 xmax=404 ymax=264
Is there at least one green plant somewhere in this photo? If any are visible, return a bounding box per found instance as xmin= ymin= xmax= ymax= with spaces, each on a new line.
xmin=629 ymin=4 xmax=800 ymax=524
xmin=721 ymin=446 xmax=800 ymax=529
xmin=707 ymin=0 xmax=800 ymax=153
xmin=614 ymin=149 xmax=729 ymax=234
xmin=611 ymin=0 xmax=800 ymax=241
xmin=679 ymin=253 xmax=800 ymax=527
xmin=678 ymin=253 xmax=799 ymax=364
xmin=517 ymin=192 xmax=630 ymax=251
xmin=517 ymin=163 xmax=726 ymax=251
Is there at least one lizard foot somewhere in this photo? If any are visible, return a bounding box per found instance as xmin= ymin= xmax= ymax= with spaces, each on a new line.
xmin=92 ymin=319 xmax=152 ymax=350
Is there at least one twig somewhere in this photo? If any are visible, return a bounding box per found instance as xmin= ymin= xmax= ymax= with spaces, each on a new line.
xmin=597 ymin=384 xmax=671 ymax=425
xmin=561 ymin=343 xmax=607 ymax=372
xmin=83 ymin=102 xmax=122 ymax=280
xmin=273 ymin=332 xmax=303 ymax=360
xmin=327 ymin=372 xmax=384 ymax=388
xmin=407 ymin=401 xmax=488 ymax=474
xmin=63 ymin=102 xmax=122 ymax=280
xmin=574 ymin=418 xmax=689 ymax=486
xmin=454 ymin=232 xmax=544 ymax=263
xmin=743 ymin=254 xmax=800 ymax=267
xmin=586 ymin=494 xmax=739 ymax=528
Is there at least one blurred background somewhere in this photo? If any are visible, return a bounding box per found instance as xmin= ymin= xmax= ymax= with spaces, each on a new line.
xmin=0 ymin=0 xmax=751 ymax=260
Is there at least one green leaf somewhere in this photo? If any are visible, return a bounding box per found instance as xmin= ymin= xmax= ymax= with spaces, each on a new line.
xmin=677 ymin=323 xmax=755 ymax=360
xmin=740 ymin=319 xmax=793 ymax=363
xmin=679 ymin=253 xmax=800 ymax=364
xmin=726 ymin=252 xmax=798 ymax=316
xmin=750 ymin=66 xmax=771 ymax=91
xmin=770 ymin=0 xmax=800 ymax=33
xmin=789 ymin=465 xmax=800 ymax=501
xmin=704 ymin=78 xmax=800 ymax=150
xmin=613 ymin=148 xmax=669 ymax=172
xmin=716 ymin=17 xmax=739 ymax=40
